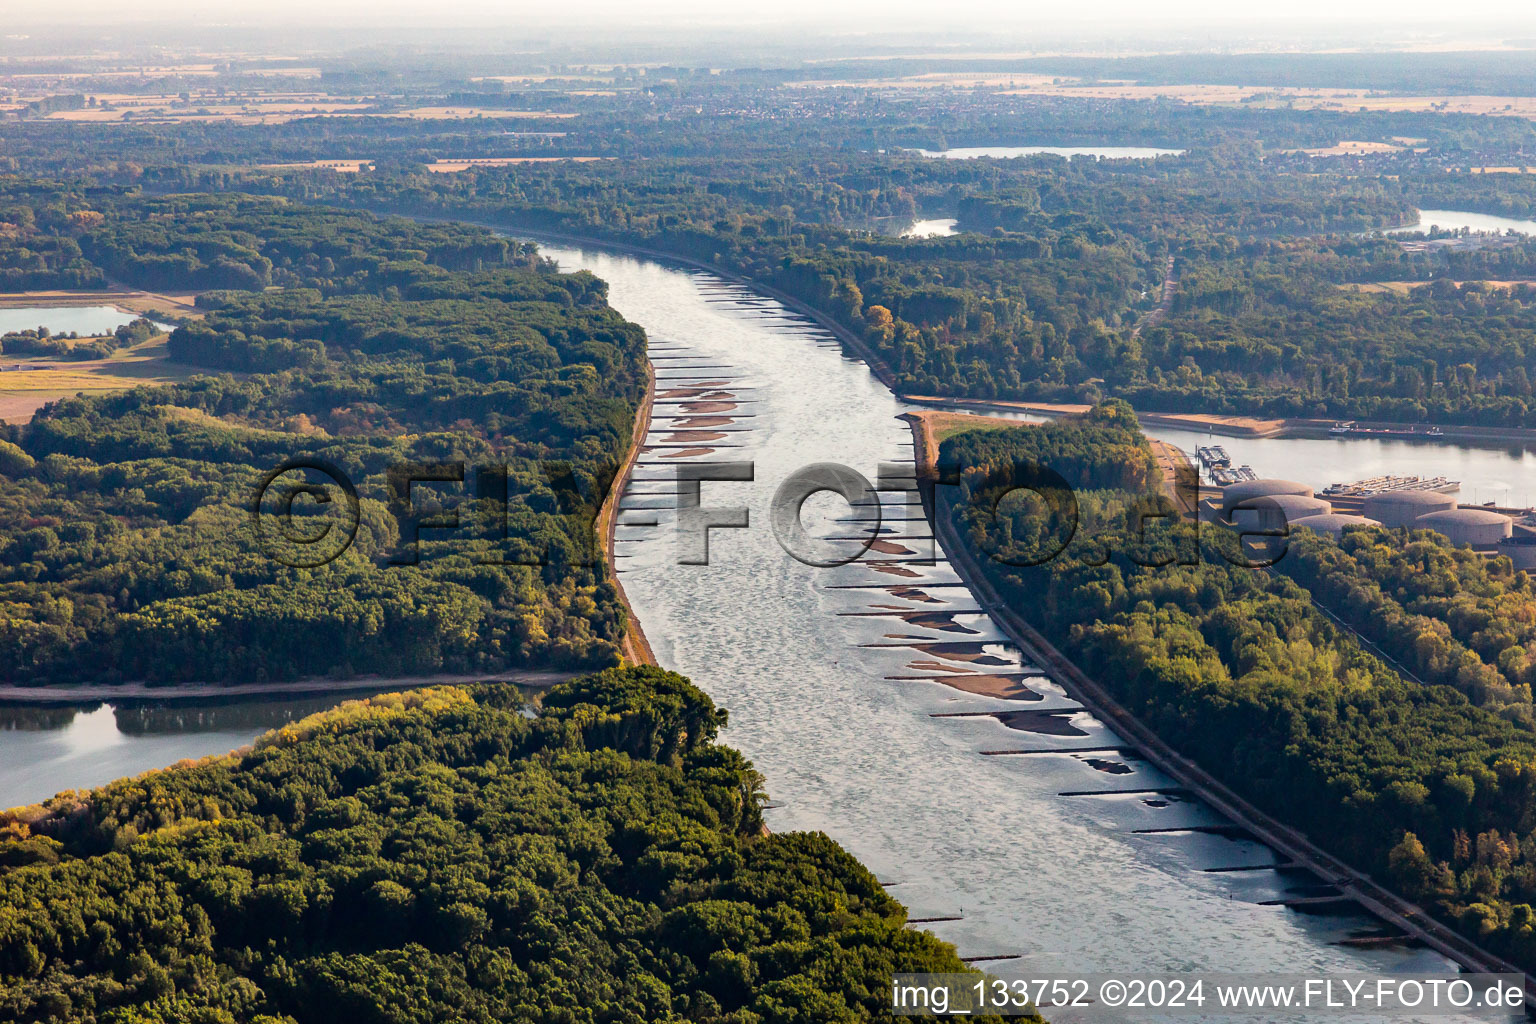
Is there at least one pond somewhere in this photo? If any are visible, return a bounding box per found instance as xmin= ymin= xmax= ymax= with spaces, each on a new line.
xmin=1387 ymin=209 xmax=1536 ymax=236
xmin=0 ymin=305 xmax=173 ymax=337
xmin=902 ymin=218 xmax=958 ymax=237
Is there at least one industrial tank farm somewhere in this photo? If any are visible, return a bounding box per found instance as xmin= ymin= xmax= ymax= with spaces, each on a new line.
xmin=1230 ymin=492 xmax=1332 ymax=530
xmin=1414 ymin=508 xmax=1514 ymax=547
xmin=1218 ymin=479 xmax=1314 ymax=517
xmin=1289 ymin=512 xmax=1383 ymax=539
xmin=1361 ymin=489 xmax=1459 ymax=528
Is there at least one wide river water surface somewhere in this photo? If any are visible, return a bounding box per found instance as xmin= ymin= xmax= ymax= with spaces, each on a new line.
xmin=1 ymin=240 xmax=1530 ymax=1020
xmin=530 ymin=239 xmax=1521 ymax=1022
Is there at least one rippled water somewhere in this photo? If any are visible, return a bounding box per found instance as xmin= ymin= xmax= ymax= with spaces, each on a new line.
xmin=0 ymin=233 xmax=1526 ymax=1018
xmin=532 ymin=239 xmax=1515 ymax=1021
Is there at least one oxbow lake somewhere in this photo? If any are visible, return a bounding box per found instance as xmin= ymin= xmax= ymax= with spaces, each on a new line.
xmin=0 ymin=696 xmax=361 ymax=809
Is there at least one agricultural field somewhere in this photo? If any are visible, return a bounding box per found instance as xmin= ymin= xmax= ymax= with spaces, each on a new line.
xmin=0 ymin=329 xmax=197 ymax=423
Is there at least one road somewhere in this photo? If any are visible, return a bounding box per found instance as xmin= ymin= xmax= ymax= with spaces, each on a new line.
xmin=1131 ymin=254 xmax=1178 ymax=339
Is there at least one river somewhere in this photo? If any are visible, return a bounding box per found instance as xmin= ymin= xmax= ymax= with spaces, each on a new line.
xmin=530 ymin=239 xmax=1518 ymax=1022
xmin=1145 ymin=427 xmax=1536 ymax=505
xmin=0 ymin=236 xmax=1525 ymax=1020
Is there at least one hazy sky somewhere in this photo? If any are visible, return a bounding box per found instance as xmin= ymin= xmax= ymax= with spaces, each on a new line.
xmin=11 ymin=0 xmax=1536 ymax=32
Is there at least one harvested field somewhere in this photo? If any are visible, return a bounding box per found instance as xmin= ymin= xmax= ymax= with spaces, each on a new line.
xmin=427 ymin=157 xmax=606 ymax=172
xmin=397 ymin=107 xmax=579 ymax=120
xmin=0 ymin=289 xmax=200 ymax=316
xmin=1340 ymin=279 xmax=1536 ymax=294
xmin=1284 ymin=140 xmax=1406 ymax=156
xmin=800 ymin=70 xmax=1536 ymax=121
xmin=0 ymin=335 xmax=198 ymax=423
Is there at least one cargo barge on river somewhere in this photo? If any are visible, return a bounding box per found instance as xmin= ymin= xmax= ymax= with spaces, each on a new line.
xmin=1321 ymin=474 xmax=1461 ymax=498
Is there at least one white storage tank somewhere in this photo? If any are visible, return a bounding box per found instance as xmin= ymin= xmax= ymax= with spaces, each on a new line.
xmin=1220 ymin=479 xmax=1313 ymax=517
xmin=1361 ymin=489 xmax=1457 ymax=528
xmin=1230 ymin=493 xmax=1333 ymax=533
xmin=1289 ymin=512 xmax=1382 ymax=540
xmin=1415 ymin=508 xmax=1513 ymax=547
xmin=1498 ymin=536 xmax=1536 ymax=570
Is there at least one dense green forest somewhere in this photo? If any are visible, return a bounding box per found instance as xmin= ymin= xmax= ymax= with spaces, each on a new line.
xmin=211 ymin=150 xmax=1536 ymax=426
xmin=2 ymin=318 xmax=158 ymax=361
xmin=11 ymin=61 xmax=1536 ymax=979
xmin=15 ymin=72 xmax=1536 ymax=425
xmin=0 ymin=184 xmax=105 ymax=291
xmin=0 ymin=183 xmax=646 ymax=684
xmin=941 ymin=403 xmax=1536 ymax=969
xmin=0 ymin=667 xmax=1017 ymax=1023
xmin=1282 ymin=527 xmax=1536 ymax=719
xmin=19 ymin=45 xmax=1536 ymax=1018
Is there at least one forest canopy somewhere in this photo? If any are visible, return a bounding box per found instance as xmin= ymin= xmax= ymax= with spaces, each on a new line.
xmin=0 ymin=667 xmax=1019 ymax=1024
xmin=0 ymin=184 xmax=646 ymax=684
xmin=941 ymin=405 xmax=1536 ymax=971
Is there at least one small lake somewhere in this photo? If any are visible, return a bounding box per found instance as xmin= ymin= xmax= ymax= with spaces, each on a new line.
xmin=0 ymin=305 xmax=171 ymax=337
xmin=915 ymin=145 xmax=1185 ymax=160
xmin=0 ymin=684 xmax=540 ymax=811
xmin=1388 ymin=209 xmax=1536 ymax=236
xmin=902 ymin=218 xmax=958 ymax=237
xmin=0 ymin=697 xmax=346 ymax=809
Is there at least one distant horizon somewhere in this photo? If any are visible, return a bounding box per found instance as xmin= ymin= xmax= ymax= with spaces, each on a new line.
xmin=7 ymin=17 xmax=1536 ymax=67
xmin=8 ymin=2 xmax=1536 ymax=45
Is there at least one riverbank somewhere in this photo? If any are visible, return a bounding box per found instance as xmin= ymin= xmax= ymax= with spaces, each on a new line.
xmin=0 ymin=669 xmax=580 ymax=705
xmin=458 ymin=228 xmax=1515 ymax=995
xmin=481 ymin=224 xmax=1536 ymax=451
xmin=902 ymin=410 xmax=1535 ymax=995
xmin=598 ymin=364 xmax=659 ymax=667
xmin=356 ymin=208 xmax=1536 ymax=454
xmin=386 ymin=215 xmax=907 ymax=392
xmin=906 ymin=394 xmax=1536 ymax=447
xmin=904 ymin=408 xmax=1197 ymax=521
